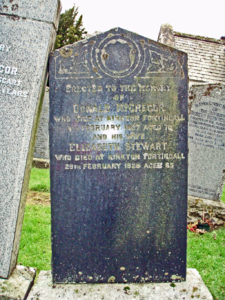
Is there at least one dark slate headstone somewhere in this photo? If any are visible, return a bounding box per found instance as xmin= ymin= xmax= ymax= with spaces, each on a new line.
xmin=49 ymin=28 xmax=188 ymax=284
xmin=188 ymin=84 xmax=225 ymax=201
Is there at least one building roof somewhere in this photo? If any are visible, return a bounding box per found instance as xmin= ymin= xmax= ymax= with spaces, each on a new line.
xmin=158 ymin=25 xmax=225 ymax=84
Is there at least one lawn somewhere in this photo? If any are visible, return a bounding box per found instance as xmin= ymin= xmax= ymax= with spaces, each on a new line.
xmin=221 ymin=184 xmax=225 ymax=204
xmin=187 ymin=229 xmax=225 ymax=300
xmin=19 ymin=205 xmax=51 ymax=270
xmin=28 ymin=167 xmax=50 ymax=192
xmin=18 ymin=168 xmax=225 ymax=299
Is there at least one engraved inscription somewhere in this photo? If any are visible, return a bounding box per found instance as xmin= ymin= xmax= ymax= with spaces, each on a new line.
xmin=189 ymin=100 xmax=225 ymax=149
xmin=52 ymin=79 xmax=186 ymax=171
xmin=0 ymin=44 xmax=29 ymax=98
xmin=188 ymin=85 xmax=225 ymax=200
xmin=0 ymin=44 xmax=11 ymax=52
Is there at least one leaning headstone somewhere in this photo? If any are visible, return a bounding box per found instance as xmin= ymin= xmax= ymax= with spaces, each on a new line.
xmin=49 ymin=28 xmax=188 ymax=283
xmin=188 ymin=84 xmax=225 ymax=201
xmin=0 ymin=0 xmax=61 ymax=278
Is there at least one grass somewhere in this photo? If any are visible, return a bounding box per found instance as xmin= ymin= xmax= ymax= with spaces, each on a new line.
xmin=29 ymin=167 xmax=50 ymax=192
xmin=18 ymin=205 xmax=51 ymax=270
xmin=221 ymin=184 xmax=225 ymax=204
xmin=187 ymin=230 xmax=225 ymax=300
xmin=18 ymin=168 xmax=225 ymax=299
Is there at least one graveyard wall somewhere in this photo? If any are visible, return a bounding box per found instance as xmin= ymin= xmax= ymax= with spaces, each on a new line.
xmin=188 ymin=196 xmax=225 ymax=227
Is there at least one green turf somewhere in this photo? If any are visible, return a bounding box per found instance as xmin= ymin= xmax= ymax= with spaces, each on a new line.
xmin=187 ymin=229 xmax=225 ymax=300
xmin=221 ymin=184 xmax=225 ymax=204
xmin=18 ymin=205 xmax=51 ymax=270
xmin=29 ymin=167 xmax=50 ymax=192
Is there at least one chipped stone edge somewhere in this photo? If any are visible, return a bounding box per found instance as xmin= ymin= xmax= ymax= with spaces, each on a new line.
xmin=0 ymin=265 xmax=36 ymax=300
xmin=188 ymin=195 xmax=225 ymax=226
xmin=27 ymin=268 xmax=213 ymax=300
xmin=0 ymin=0 xmax=61 ymax=28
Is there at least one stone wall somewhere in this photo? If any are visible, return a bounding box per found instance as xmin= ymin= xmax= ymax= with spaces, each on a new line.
xmin=188 ymin=196 xmax=225 ymax=227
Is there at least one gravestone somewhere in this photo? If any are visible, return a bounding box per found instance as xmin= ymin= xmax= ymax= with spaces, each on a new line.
xmin=188 ymin=84 xmax=225 ymax=201
xmin=0 ymin=0 xmax=61 ymax=278
xmin=49 ymin=28 xmax=188 ymax=283
xmin=34 ymin=88 xmax=50 ymax=160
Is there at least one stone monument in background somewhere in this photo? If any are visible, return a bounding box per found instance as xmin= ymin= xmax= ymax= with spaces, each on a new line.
xmin=0 ymin=0 xmax=61 ymax=278
xmin=34 ymin=88 xmax=50 ymax=160
xmin=49 ymin=28 xmax=188 ymax=283
xmin=188 ymin=84 xmax=225 ymax=201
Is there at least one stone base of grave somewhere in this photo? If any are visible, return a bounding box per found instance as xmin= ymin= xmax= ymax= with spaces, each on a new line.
xmin=27 ymin=268 xmax=212 ymax=300
xmin=0 ymin=265 xmax=36 ymax=300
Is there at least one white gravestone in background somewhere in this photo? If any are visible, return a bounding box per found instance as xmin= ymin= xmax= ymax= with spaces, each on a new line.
xmin=188 ymin=84 xmax=225 ymax=201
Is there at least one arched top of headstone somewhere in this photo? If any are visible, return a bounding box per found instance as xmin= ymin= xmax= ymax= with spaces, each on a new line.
xmin=51 ymin=27 xmax=187 ymax=81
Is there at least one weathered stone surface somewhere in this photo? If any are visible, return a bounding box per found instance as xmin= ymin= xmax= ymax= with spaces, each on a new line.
xmin=0 ymin=0 xmax=60 ymax=278
xmin=158 ymin=25 xmax=225 ymax=85
xmin=0 ymin=265 xmax=36 ymax=300
xmin=49 ymin=28 xmax=188 ymax=283
xmin=0 ymin=0 xmax=61 ymax=25
xmin=158 ymin=24 xmax=175 ymax=48
xmin=34 ymin=88 xmax=50 ymax=159
xmin=27 ymin=269 xmax=213 ymax=300
xmin=32 ymin=158 xmax=50 ymax=169
xmin=188 ymin=84 xmax=225 ymax=201
xmin=188 ymin=196 xmax=225 ymax=226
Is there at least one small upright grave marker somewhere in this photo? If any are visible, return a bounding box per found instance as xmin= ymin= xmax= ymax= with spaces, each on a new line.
xmin=49 ymin=28 xmax=188 ymax=283
xmin=0 ymin=0 xmax=60 ymax=278
xmin=188 ymin=84 xmax=225 ymax=200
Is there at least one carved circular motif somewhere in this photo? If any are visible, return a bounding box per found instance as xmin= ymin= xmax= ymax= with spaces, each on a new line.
xmin=92 ymin=34 xmax=143 ymax=78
